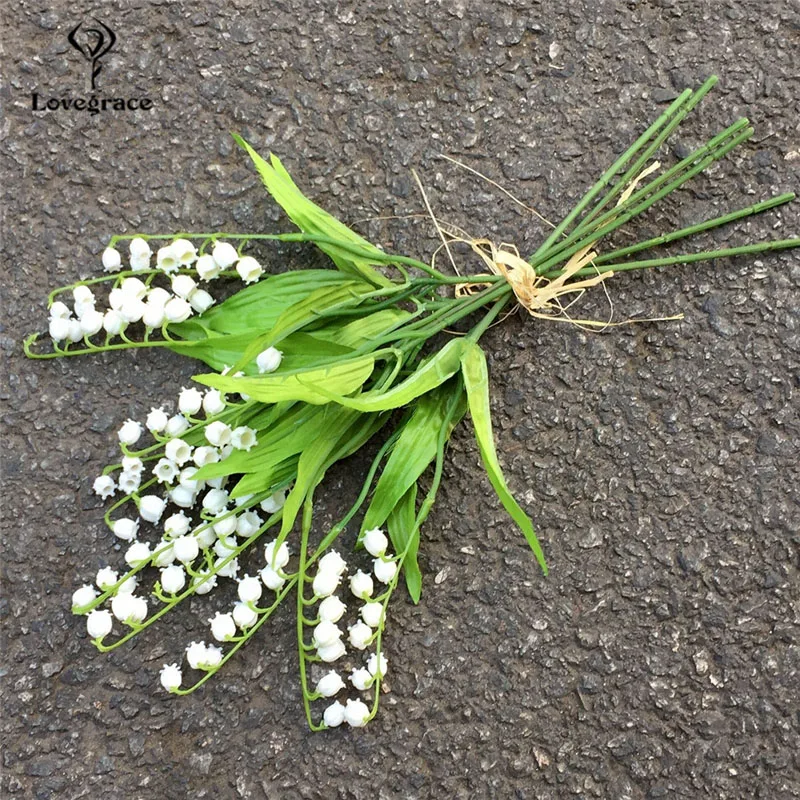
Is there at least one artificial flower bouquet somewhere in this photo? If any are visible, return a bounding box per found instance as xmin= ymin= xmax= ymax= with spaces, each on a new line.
xmin=25 ymin=76 xmax=798 ymax=729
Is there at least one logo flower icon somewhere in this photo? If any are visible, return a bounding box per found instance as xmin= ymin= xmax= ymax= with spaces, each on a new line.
xmin=67 ymin=19 xmax=116 ymax=91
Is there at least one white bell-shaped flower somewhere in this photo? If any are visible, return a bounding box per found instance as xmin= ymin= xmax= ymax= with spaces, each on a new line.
xmin=79 ymin=308 xmax=104 ymax=337
xmin=171 ymin=274 xmax=197 ymax=299
xmin=373 ymin=557 xmax=398 ymax=585
xmin=163 ymin=512 xmax=191 ymax=539
xmin=264 ymin=539 xmax=290 ymax=570
xmin=209 ymin=611 xmax=236 ymax=642
xmin=360 ymin=601 xmax=384 ymax=629
xmin=71 ymin=584 xmax=98 ymax=610
xmin=315 ymin=671 xmax=345 ymax=698
xmin=120 ymin=277 xmax=148 ymax=300
xmin=349 ymin=570 xmax=374 ymax=600
xmin=112 ymin=517 xmax=139 ymax=542
xmin=317 ymin=550 xmax=347 ymax=576
xmin=129 ymin=237 xmax=152 ymax=260
xmin=236 ymin=255 xmax=264 ymax=284
xmin=256 ymin=346 xmax=283 ymax=374
xmin=117 ymin=419 xmax=143 ymax=446
xmin=312 ymin=620 xmax=343 ymax=648
xmin=232 ymin=601 xmax=258 ymax=629
xmin=316 ymin=639 xmax=347 ymax=663
xmin=124 ymin=541 xmax=152 ymax=568
xmin=362 ymin=528 xmax=388 ymax=558
xmin=103 ymin=309 xmax=126 ymax=336
xmin=49 ymin=300 xmax=71 ymax=319
xmin=146 ymin=287 xmax=171 ymax=307
xmin=165 ymin=438 xmax=193 ymax=466
xmin=93 ymin=475 xmax=116 ymax=500
xmin=159 ymin=663 xmax=182 ymax=691
xmin=202 ymin=389 xmax=226 ymax=416
xmin=172 ymin=535 xmax=199 ymax=563
xmin=323 ymin=700 xmax=345 ymax=727
xmin=318 ymin=595 xmax=347 ymax=624
xmin=157 ymin=244 xmax=180 ymax=273
xmin=349 ymin=667 xmax=373 ymax=691
xmin=348 ymin=620 xmax=373 ymax=650
xmin=237 ymin=574 xmax=262 ymax=604
xmin=231 ymin=426 xmax=257 ymax=451
xmin=367 ymin=652 xmax=388 ymax=678
xmin=312 ymin=570 xmax=340 ymax=598
xmin=164 ymin=297 xmax=192 ymax=323
xmin=139 ymin=494 xmax=167 ymax=523
xmin=142 ymin=302 xmax=166 ymax=329
xmin=259 ymin=565 xmax=286 ymax=591
xmin=211 ymin=241 xmax=238 ymax=269
xmin=95 ymin=566 xmax=118 ymax=591
xmin=172 ymin=238 xmax=198 ymax=265
xmin=86 ymin=609 xmax=113 ymax=639
xmin=205 ymin=421 xmax=232 ymax=447
xmin=102 ymin=247 xmax=122 ymax=272
xmin=195 ymin=253 xmax=221 ymax=281
xmin=165 ymin=414 xmax=190 ymax=438
xmin=344 ymin=698 xmax=370 ymax=727
xmin=260 ymin=490 xmax=286 ymax=514
xmin=48 ymin=317 xmax=71 ymax=341
xmin=188 ymin=288 xmax=214 ymax=314
xmin=235 ymin=510 xmax=261 ymax=538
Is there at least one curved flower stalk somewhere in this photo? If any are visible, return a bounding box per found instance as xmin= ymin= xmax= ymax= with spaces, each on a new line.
xmin=26 ymin=75 xmax=799 ymax=729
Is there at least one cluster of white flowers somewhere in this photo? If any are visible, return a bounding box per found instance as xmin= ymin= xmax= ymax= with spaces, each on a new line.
xmin=49 ymin=238 xmax=266 ymax=345
xmin=301 ymin=527 xmax=398 ymax=727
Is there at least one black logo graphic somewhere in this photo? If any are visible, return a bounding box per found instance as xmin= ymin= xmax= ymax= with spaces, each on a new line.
xmin=68 ymin=19 xmax=116 ymax=90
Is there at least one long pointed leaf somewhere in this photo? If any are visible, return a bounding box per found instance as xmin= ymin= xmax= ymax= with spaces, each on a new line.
xmin=461 ymin=342 xmax=547 ymax=574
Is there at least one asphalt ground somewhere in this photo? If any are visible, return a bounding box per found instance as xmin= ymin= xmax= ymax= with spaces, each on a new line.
xmin=2 ymin=1 xmax=799 ymax=798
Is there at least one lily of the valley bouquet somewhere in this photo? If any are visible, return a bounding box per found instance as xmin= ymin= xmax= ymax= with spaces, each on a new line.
xmin=25 ymin=77 xmax=798 ymax=729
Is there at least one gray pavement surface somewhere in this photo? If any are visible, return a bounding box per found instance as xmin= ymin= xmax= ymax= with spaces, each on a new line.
xmin=2 ymin=1 xmax=799 ymax=798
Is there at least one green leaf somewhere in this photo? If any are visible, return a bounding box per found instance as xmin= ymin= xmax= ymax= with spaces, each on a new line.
xmin=167 ymin=331 xmax=355 ymax=375
xmin=461 ymin=342 xmax=548 ymax=574
xmin=311 ymin=338 xmax=467 ymax=412
xmin=387 ymin=484 xmax=421 ymax=603
xmin=313 ymin=308 xmax=412 ymax=350
xmin=232 ymin=279 xmax=373 ymax=371
xmin=361 ymin=384 xmax=466 ymax=533
xmin=194 ymin=354 xmax=376 ymax=405
xmin=171 ymin=270 xmax=356 ymax=340
xmin=233 ymin=136 xmax=392 ymax=288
